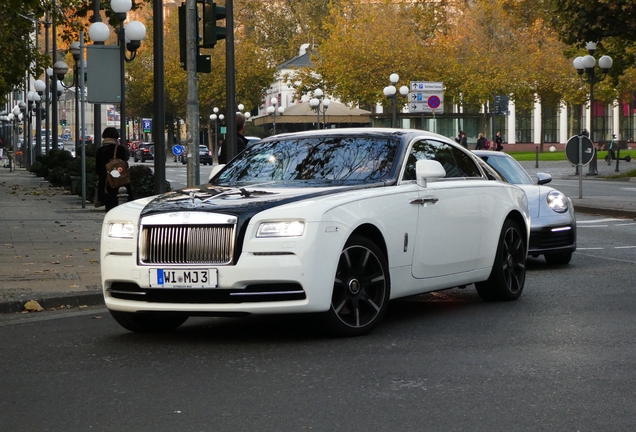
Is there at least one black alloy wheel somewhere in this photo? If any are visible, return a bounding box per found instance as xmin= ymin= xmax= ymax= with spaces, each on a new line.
xmin=475 ymin=219 xmax=527 ymax=301
xmin=323 ymin=236 xmax=390 ymax=337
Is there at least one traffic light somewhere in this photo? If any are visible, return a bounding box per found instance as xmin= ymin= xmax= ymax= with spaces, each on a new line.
xmin=60 ymin=119 xmax=67 ymax=126
xmin=202 ymin=1 xmax=226 ymax=48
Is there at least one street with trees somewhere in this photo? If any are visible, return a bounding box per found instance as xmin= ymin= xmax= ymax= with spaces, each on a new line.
xmin=2 ymin=0 xmax=636 ymax=140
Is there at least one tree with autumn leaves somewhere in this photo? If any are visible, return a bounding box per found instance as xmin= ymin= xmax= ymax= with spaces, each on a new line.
xmin=4 ymin=0 xmax=636 ymax=138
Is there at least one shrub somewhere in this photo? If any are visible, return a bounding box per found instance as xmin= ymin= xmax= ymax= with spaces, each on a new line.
xmin=128 ymin=164 xmax=172 ymax=199
xmin=29 ymin=161 xmax=43 ymax=174
xmin=47 ymin=167 xmax=68 ymax=187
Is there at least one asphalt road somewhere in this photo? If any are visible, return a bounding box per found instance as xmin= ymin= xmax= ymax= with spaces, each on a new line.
xmin=1 ymin=213 xmax=634 ymax=432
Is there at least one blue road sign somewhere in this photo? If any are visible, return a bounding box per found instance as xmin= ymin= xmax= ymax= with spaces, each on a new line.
xmin=172 ymin=145 xmax=183 ymax=155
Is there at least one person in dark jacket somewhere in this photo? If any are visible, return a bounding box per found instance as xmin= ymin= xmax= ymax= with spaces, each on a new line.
xmin=494 ymin=131 xmax=503 ymax=151
xmin=219 ymin=113 xmax=248 ymax=164
xmin=459 ymin=131 xmax=468 ymax=149
xmin=475 ymin=133 xmax=487 ymax=150
xmin=95 ymin=127 xmax=131 ymax=211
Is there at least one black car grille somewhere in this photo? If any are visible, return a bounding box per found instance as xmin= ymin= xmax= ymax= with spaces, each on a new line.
xmin=529 ymin=226 xmax=575 ymax=251
xmin=108 ymin=282 xmax=306 ymax=303
xmin=139 ymin=224 xmax=235 ymax=265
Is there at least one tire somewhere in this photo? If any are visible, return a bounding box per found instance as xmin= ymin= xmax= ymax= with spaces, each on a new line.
xmin=475 ymin=219 xmax=527 ymax=302
xmin=133 ymin=156 xmax=138 ymax=162
xmin=109 ymin=310 xmax=188 ymax=333
xmin=544 ymin=251 xmax=572 ymax=265
xmin=322 ymin=236 xmax=390 ymax=337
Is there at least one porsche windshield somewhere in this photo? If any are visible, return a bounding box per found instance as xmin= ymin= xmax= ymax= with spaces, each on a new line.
xmin=212 ymin=136 xmax=399 ymax=186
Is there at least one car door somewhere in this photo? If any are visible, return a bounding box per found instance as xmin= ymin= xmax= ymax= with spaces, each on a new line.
xmin=406 ymin=139 xmax=485 ymax=279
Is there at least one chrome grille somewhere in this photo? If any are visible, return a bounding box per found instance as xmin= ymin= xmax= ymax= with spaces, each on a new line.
xmin=140 ymin=224 xmax=235 ymax=265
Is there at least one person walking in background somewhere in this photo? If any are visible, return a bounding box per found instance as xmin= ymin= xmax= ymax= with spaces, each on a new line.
xmin=219 ymin=112 xmax=248 ymax=164
xmin=475 ymin=133 xmax=487 ymax=150
xmin=494 ymin=131 xmax=503 ymax=151
xmin=455 ymin=130 xmax=462 ymax=144
xmin=582 ymin=128 xmax=590 ymax=137
xmin=95 ymin=127 xmax=132 ymax=211
xmin=608 ymin=134 xmax=617 ymax=164
xmin=459 ymin=131 xmax=468 ymax=149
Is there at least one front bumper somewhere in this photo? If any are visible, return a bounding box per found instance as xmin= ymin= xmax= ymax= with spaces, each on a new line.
xmin=528 ymin=224 xmax=576 ymax=255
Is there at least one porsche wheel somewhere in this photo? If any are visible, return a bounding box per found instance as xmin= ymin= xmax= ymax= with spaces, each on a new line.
xmin=475 ymin=219 xmax=526 ymax=301
xmin=323 ymin=236 xmax=390 ymax=337
xmin=109 ymin=310 xmax=188 ymax=333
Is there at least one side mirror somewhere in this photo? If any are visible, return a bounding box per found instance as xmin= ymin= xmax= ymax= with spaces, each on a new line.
xmin=536 ymin=172 xmax=552 ymax=185
xmin=416 ymin=159 xmax=446 ymax=187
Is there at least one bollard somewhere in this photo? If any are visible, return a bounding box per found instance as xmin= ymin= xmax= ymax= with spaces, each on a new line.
xmin=586 ymin=147 xmax=598 ymax=176
xmin=615 ymin=148 xmax=620 ymax=172
xmin=535 ymin=145 xmax=539 ymax=168
xmin=117 ymin=186 xmax=129 ymax=206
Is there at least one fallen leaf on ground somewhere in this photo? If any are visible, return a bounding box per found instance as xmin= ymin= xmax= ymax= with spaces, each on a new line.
xmin=69 ymin=284 xmax=80 ymax=288
xmin=24 ymin=300 xmax=44 ymax=312
xmin=90 ymin=316 xmax=102 ymax=319
xmin=78 ymin=305 xmax=88 ymax=309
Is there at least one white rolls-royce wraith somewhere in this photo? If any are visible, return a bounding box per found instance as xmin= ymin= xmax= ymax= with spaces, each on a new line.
xmin=100 ymin=128 xmax=530 ymax=336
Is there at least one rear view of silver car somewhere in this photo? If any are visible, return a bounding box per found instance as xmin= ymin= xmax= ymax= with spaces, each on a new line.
xmin=475 ymin=151 xmax=576 ymax=265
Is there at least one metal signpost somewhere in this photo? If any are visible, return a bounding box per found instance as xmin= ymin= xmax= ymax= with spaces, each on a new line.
xmin=565 ymin=135 xmax=594 ymax=198
xmin=409 ymin=82 xmax=444 ymax=133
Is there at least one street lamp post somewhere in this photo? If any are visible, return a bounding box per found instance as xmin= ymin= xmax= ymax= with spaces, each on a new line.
xmin=267 ymin=97 xmax=284 ymax=135
xmin=209 ymin=107 xmax=223 ymax=164
xmin=309 ymin=89 xmax=331 ymax=130
xmin=383 ymin=73 xmax=409 ymax=128
xmin=89 ymin=0 xmax=146 ymax=146
xmin=573 ymin=42 xmax=613 ymax=176
xmin=34 ymin=78 xmax=61 ymax=152
xmin=54 ymin=41 xmax=82 ymax=155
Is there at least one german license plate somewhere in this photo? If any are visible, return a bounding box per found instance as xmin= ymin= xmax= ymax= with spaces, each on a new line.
xmin=149 ymin=269 xmax=217 ymax=288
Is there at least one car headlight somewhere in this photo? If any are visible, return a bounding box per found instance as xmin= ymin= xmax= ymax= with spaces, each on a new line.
xmin=108 ymin=222 xmax=135 ymax=238
xmin=257 ymin=221 xmax=305 ymax=238
xmin=547 ymin=191 xmax=569 ymax=213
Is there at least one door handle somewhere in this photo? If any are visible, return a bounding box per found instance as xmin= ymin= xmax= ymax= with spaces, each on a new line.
xmin=410 ymin=197 xmax=439 ymax=205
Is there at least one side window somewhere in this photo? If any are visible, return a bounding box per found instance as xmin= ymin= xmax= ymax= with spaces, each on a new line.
xmin=402 ymin=140 xmax=482 ymax=180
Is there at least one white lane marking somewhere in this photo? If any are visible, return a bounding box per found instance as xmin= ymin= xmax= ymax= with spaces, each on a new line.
xmin=577 ymin=247 xmax=604 ymax=250
xmin=619 ymin=187 xmax=636 ymax=191
xmin=615 ymin=246 xmax=636 ymax=249
xmin=615 ymin=223 xmax=636 ymax=226
xmin=577 ymin=225 xmax=609 ymax=228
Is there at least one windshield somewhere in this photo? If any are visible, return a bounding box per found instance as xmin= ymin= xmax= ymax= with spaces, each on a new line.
xmin=212 ymin=136 xmax=399 ymax=186
xmin=479 ymin=155 xmax=533 ymax=185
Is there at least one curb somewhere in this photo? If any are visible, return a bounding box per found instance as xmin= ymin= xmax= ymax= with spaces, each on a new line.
xmin=572 ymin=204 xmax=636 ymax=220
xmin=0 ymin=292 xmax=105 ymax=315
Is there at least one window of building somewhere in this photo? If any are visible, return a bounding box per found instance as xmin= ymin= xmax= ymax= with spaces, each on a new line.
xmin=542 ymin=105 xmax=559 ymax=143
xmin=515 ymin=108 xmax=533 ymax=143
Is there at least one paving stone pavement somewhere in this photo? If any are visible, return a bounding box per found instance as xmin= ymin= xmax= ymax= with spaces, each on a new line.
xmin=0 ymin=167 xmax=105 ymax=313
xmin=1 ymin=155 xmax=635 ymax=314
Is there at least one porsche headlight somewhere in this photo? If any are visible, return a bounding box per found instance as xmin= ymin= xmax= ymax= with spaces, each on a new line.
xmin=257 ymin=221 xmax=305 ymax=238
xmin=547 ymin=191 xmax=568 ymax=213
xmin=108 ymin=222 xmax=135 ymax=238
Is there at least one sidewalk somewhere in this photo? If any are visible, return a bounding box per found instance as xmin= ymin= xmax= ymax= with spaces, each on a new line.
xmin=1 ymin=159 xmax=635 ymax=314
xmin=0 ymin=167 xmax=105 ymax=313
